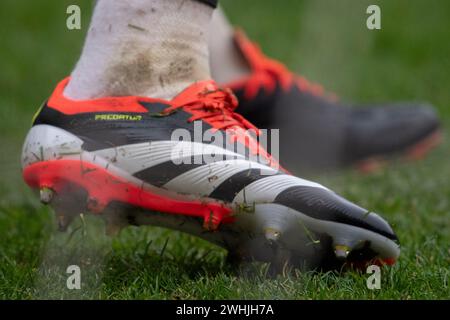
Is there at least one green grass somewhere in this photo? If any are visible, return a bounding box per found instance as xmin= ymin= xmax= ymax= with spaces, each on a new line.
xmin=0 ymin=0 xmax=449 ymax=299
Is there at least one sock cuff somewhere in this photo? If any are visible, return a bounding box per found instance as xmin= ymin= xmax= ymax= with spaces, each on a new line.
xmin=195 ymin=0 xmax=218 ymax=8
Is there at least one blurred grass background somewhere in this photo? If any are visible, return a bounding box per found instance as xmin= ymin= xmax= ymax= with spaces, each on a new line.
xmin=0 ymin=0 xmax=448 ymax=299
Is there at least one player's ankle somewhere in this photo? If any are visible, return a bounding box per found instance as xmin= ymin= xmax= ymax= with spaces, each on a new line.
xmin=209 ymin=7 xmax=251 ymax=84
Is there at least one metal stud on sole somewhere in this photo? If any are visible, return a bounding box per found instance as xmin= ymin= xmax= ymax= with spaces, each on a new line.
xmin=40 ymin=187 xmax=55 ymax=205
xmin=334 ymin=244 xmax=351 ymax=260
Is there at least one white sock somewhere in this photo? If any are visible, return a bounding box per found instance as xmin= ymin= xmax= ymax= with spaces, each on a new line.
xmin=65 ymin=0 xmax=214 ymax=100
xmin=209 ymin=7 xmax=251 ymax=84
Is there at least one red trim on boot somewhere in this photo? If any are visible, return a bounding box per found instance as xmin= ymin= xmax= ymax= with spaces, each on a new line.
xmin=23 ymin=159 xmax=234 ymax=230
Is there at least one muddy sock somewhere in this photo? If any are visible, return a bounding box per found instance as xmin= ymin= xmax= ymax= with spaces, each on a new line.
xmin=65 ymin=0 xmax=217 ymax=100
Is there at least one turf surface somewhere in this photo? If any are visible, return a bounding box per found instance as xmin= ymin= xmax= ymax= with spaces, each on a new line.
xmin=0 ymin=0 xmax=448 ymax=299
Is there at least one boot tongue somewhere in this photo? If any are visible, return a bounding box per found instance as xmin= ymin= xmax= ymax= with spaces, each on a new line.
xmin=169 ymin=80 xmax=246 ymax=130
xmin=172 ymin=80 xmax=219 ymax=103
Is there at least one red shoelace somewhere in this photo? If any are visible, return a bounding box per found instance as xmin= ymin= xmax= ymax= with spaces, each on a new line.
xmin=235 ymin=30 xmax=336 ymax=101
xmin=162 ymin=83 xmax=284 ymax=172
xmin=164 ymin=86 xmax=261 ymax=133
